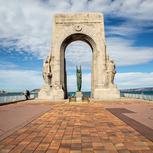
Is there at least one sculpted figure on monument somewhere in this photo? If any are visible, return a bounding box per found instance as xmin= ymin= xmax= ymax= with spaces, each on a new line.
xmin=43 ymin=56 xmax=52 ymax=86
xmin=107 ymin=58 xmax=116 ymax=87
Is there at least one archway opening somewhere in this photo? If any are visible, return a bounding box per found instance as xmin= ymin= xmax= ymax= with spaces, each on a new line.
xmin=60 ymin=33 xmax=96 ymax=99
xmin=65 ymin=41 xmax=92 ymax=98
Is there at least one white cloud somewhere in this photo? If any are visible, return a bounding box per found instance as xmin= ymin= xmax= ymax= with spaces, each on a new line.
xmin=0 ymin=69 xmax=153 ymax=92
xmin=0 ymin=0 xmax=51 ymax=58
xmin=68 ymin=71 xmax=153 ymax=91
xmin=0 ymin=68 xmax=91 ymax=92
xmin=109 ymin=0 xmax=153 ymax=21
xmin=106 ymin=23 xmax=141 ymax=37
xmin=107 ymin=37 xmax=153 ymax=66
xmin=0 ymin=0 xmax=153 ymax=59
xmin=64 ymin=37 xmax=153 ymax=68
xmin=65 ymin=41 xmax=92 ymax=71
xmin=0 ymin=70 xmax=43 ymax=91
xmin=116 ymin=72 xmax=153 ymax=89
xmin=0 ymin=61 xmax=19 ymax=69
xmin=67 ymin=73 xmax=91 ymax=92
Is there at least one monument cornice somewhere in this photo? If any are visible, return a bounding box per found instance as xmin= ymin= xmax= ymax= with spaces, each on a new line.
xmin=55 ymin=12 xmax=103 ymax=24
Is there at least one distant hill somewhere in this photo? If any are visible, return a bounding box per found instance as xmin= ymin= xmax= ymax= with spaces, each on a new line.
xmin=31 ymin=89 xmax=40 ymax=93
xmin=121 ymin=87 xmax=153 ymax=92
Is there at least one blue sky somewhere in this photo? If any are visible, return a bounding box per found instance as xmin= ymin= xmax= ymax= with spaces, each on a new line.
xmin=0 ymin=0 xmax=153 ymax=92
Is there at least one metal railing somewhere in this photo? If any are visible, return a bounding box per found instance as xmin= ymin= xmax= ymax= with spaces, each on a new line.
xmin=0 ymin=93 xmax=38 ymax=104
xmin=121 ymin=93 xmax=153 ymax=101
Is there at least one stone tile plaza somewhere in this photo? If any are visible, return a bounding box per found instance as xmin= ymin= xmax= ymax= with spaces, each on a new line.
xmin=0 ymin=9 xmax=153 ymax=153
xmin=0 ymin=101 xmax=153 ymax=153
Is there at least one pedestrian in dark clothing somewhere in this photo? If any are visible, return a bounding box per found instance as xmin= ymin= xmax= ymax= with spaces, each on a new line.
xmin=24 ymin=90 xmax=30 ymax=100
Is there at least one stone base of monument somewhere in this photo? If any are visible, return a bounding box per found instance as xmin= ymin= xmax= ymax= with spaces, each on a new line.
xmin=94 ymin=87 xmax=120 ymax=100
xmin=75 ymin=91 xmax=83 ymax=102
xmin=38 ymin=85 xmax=64 ymax=101
xmin=38 ymin=85 xmax=120 ymax=101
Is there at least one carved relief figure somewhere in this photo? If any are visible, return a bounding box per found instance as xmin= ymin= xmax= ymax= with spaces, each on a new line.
xmin=43 ymin=56 xmax=52 ymax=86
xmin=107 ymin=58 xmax=116 ymax=87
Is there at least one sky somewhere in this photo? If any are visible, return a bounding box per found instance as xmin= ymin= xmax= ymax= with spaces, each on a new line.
xmin=0 ymin=0 xmax=153 ymax=92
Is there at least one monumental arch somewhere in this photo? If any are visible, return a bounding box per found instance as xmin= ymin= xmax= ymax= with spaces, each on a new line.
xmin=38 ymin=13 xmax=120 ymax=100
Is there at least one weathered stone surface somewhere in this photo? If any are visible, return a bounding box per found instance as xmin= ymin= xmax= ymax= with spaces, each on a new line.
xmin=38 ymin=12 xmax=120 ymax=100
xmin=75 ymin=91 xmax=83 ymax=102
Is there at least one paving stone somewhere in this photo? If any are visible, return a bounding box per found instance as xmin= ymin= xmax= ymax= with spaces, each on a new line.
xmin=0 ymin=103 xmax=152 ymax=153
xmin=46 ymin=149 xmax=58 ymax=153
xmin=70 ymin=150 xmax=81 ymax=153
xmin=58 ymin=147 xmax=70 ymax=153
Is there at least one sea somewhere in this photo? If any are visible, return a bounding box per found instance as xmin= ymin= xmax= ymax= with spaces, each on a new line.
xmin=0 ymin=92 xmax=24 ymax=97
xmin=120 ymin=90 xmax=153 ymax=95
xmin=0 ymin=92 xmax=38 ymax=103
xmin=0 ymin=92 xmax=91 ymax=98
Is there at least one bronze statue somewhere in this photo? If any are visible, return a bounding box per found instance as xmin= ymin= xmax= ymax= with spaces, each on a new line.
xmin=76 ymin=66 xmax=82 ymax=92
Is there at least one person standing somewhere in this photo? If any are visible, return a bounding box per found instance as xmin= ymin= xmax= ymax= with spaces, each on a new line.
xmin=24 ymin=90 xmax=30 ymax=100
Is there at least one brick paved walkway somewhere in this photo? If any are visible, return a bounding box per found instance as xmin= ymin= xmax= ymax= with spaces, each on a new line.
xmin=0 ymin=103 xmax=153 ymax=153
xmin=0 ymin=103 xmax=51 ymax=140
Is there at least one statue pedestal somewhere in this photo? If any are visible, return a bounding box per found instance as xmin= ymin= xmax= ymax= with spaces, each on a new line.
xmin=93 ymin=87 xmax=120 ymax=100
xmin=38 ymin=85 xmax=64 ymax=101
xmin=75 ymin=91 xmax=83 ymax=102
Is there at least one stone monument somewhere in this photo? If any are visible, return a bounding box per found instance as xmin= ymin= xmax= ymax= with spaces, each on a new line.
xmin=76 ymin=66 xmax=83 ymax=102
xmin=38 ymin=12 xmax=120 ymax=100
